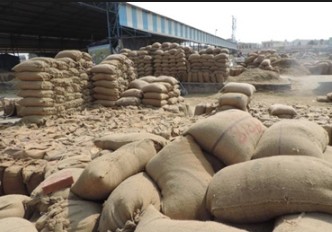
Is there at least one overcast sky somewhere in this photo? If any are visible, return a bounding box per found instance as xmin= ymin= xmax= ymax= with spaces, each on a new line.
xmin=128 ymin=2 xmax=332 ymax=44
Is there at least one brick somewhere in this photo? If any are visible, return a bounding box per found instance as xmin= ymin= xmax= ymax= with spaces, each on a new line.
xmin=41 ymin=170 xmax=74 ymax=195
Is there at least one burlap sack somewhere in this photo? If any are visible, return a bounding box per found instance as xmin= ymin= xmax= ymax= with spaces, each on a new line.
xmin=121 ymin=89 xmax=143 ymax=98
xmin=274 ymin=213 xmax=332 ymax=232
xmin=93 ymin=100 xmax=117 ymax=107
xmin=268 ymin=104 xmax=297 ymax=117
xmin=253 ymin=119 xmax=329 ymax=159
xmin=221 ymin=82 xmax=256 ymax=97
xmin=3 ymin=164 xmax=27 ymax=195
xmin=12 ymin=60 xmax=49 ymax=72
xmin=16 ymin=81 xmax=53 ymax=90
xmin=22 ymin=159 xmax=47 ymax=194
xmin=18 ymin=98 xmax=54 ymax=107
xmin=93 ymin=80 xmax=119 ymax=89
xmin=218 ymin=93 xmax=250 ymax=111
xmin=94 ymin=132 xmax=167 ymax=151
xmin=98 ymin=173 xmax=161 ymax=232
xmin=93 ymin=87 xmax=120 ymax=96
xmin=146 ymin=136 xmax=214 ymax=220
xmin=142 ymin=83 xmax=169 ymax=93
xmin=15 ymin=72 xmax=52 ymax=81
xmin=0 ymin=195 xmax=32 ymax=219
xmin=0 ymin=217 xmax=37 ymax=232
xmin=31 ymin=168 xmax=83 ymax=213
xmin=207 ymin=156 xmax=332 ymax=223
xmin=17 ymin=90 xmax=54 ymax=98
xmin=139 ymin=76 xmax=157 ymax=83
xmin=142 ymin=99 xmax=168 ymax=107
xmin=92 ymin=73 xmax=117 ymax=81
xmin=93 ymin=94 xmax=119 ymax=101
xmin=35 ymin=199 xmax=101 ymax=232
xmin=185 ymin=110 xmax=266 ymax=165
xmin=135 ymin=205 xmax=247 ymax=232
xmin=116 ymin=97 xmax=141 ymax=106
xmin=144 ymin=92 xmax=169 ymax=100
xmin=71 ymin=140 xmax=156 ymax=200
xmin=55 ymin=50 xmax=83 ymax=61
xmin=91 ymin=64 xmax=118 ymax=74
xmin=153 ymin=75 xmax=178 ymax=85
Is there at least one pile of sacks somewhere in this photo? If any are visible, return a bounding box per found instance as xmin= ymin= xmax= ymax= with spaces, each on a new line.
xmin=218 ymin=82 xmax=256 ymax=111
xmin=13 ymin=50 xmax=93 ymax=119
xmin=91 ymin=54 xmax=137 ymax=107
xmin=151 ymin=42 xmax=188 ymax=82
xmin=243 ymin=50 xmax=280 ymax=71
xmin=3 ymin=109 xmax=332 ymax=232
xmin=304 ymin=60 xmax=332 ymax=75
xmin=187 ymin=47 xmax=230 ymax=83
xmin=121 ymin=48 xmax=153 ymax=78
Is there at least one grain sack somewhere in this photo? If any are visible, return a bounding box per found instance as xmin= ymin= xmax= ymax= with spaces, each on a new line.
xmin=274 ymin=213 xmax=332 ymax=232
xmin=93 ymin=94 xmax=119 ymax=101
xmin=93 ymin=80 xmax=119 ymax=89
xmin=0 ymin=195 xmax=32 ymax=219
xmin=35 ymin=199 xmax=101 ymax=232
xmin=55 ymin=50 xmax=83 ymax=61
xmin=92 ymin=73 xmax=117 ymax=81
xmin=221 ymin=82 xmax=256 ymax=97
xmin=93 ymin=100 xmax=116 ymax=107
xmin=18 ymin=98 xmax=54 ymax=107
xmin=139 ymin=76 xmax=157 ymax=83
xmin=253 ymin=119 xmax=329 ymax=159
xmin=323 ymin=145 xmax=332 ymax=163
xmin=153 ymin=75 xmax=178 ymax=85
xmin=218 ymin=93 xmax=250 ymax=111
xmin=129 ymin=79 xmax=149 ymax=89
xmin=142 ymin=83 xmax=169 ymax=93
xmin=0 ymin=217 xmax=37 ymax=232
xmin=12 ymin=60 xmax=49 ymax=72
xmin=91 ymin=64 xmax=117 ymax=74
xmin=16 ymin=81 xmax=53 ymax=90
xmin=144 ymin=92 xmax=169 ymax=100
xmin=116 ymin=97 xmax=141 ymax=106
xmin=3 ymin=164 xmax=27 ymax=195
xmin=268 ymin=104 xmax=297 ymax=118
xmin=146 ymin=135 xmax=214 ymax=220
xmin=185 ymin=109 xmax=266 ymax=165
xmin=22 ymin=159 xmax=47 ymax=194
xmin=71 ymin=140 xmax=156 ymax=200
xmin=98 ymin=172 xmax=161 ymax=232
xmin=121 ymin=89 xmax=143 ymax=98
xmin=206 ymin=156 xmax=332 ymax=223
xmin=94 ymin=132 xmax=167 ymax=151
xmin=18 ymin=106 xmax=56 ymax=116
xmin=135 ymin=205 xmax=247 ymax=232
xmin=30 ymin=168 xmax=83 ymax=212
xmin=142 ymin=99 xmax=167 ymax=107
xmin=93 ymin=87 xmax=120 ymax=96
xmin=15 ymin=72 xmax=52 ymax=81
xmin=17 ymin=90 xmax=53 ymax=98
xmin=194 ymin=103 xmax=207 ymax=116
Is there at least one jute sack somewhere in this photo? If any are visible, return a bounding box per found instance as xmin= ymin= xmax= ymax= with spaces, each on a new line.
xmin=142 ymin=99 xmax=167 ymax=107
xmin=93 ymin=94 xmax=119 ymax=101
xmin=55 ymin=50 xmax=83 ymax=61
xmin=93 ymin=80 xmax=119 ymax=89
xmin=144 ymin=92 xmax=169 ymax=100
xmin=274 ymin=213 xmax=332 ymax=232
xmin=12 ymin=60 xmax=49 ymax=72
xmin=184 ymin=109 xmax=266 ymax=165
xmin=146 ymin=135 xmax=214 ymax=220
xmin=116 ymin=97 xmax=141 ymax=106
xmin=93 ymin=87 xmax=120 ymax=96
xmin=221 ymin=82 xmax=256 ymax=97
xmin=18 ymin=98 xmax=54 ymax=107
xmin=35 ymin=199 xmax=101 ymax=232
xmin=3 ymin=164 xmax=28 ymax=195
xmin=15 ymin=72 xmax=52 ymax=81
xmin=71 ymin=140 xmax=156 ymax=200
xmin=94 ymin=132 xmax=167 ymax=151
xmin=18 ymin=107 xmax=56 ymax=116
xmin=17 ymin=90 xmax=54 ymax=98
xmin=98 ymin=172 xmax=161 ymax=232
xmin=135 ymin=205 xmax=247 ymax=232
xmin=129 ymin=79 xmax=149 ymax=89
xmin=0 ymin=195 xmax=32 ymax=219
xmin=323 ymin=145 xmax=332 ymax=163
xmin=153 ymin=75 xmax=178 ymax=85
xmin=139 ymin=76 xmax=157 ymax=83
xmin=91 ymin=64 xmax=118 ymax=74
xmin=22 ymin=159 xmax=47 ymax=194
xmin=0 ymin=217 xmax=37 ymax=232
xmin=142 ymin=83 xmax=169 ymax=93
xmin=121 ymin=89 xmax=143 ymax=98
xmin=218 ymin=93 xmax=250 ymax=111
xmin=16 ymin=81 xmax=53 ymax=90
xmin=268 ymin=104 xmax=297 ymax=117
xmin=31 ymin=168 xmax=83 ymax=213
xmin=253 ymin=119 xmax=329 ymax=159
xmin=93 ymin=100 xmax=117 ymax=107
xmin=92 ymin=73 xmax=117 ymax=81
xmin=206 ymin=156 xmax=332 ymax=223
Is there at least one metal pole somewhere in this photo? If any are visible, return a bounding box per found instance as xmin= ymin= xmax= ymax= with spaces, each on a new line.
xmin=106 ymin=2 xmax=112 ymax=54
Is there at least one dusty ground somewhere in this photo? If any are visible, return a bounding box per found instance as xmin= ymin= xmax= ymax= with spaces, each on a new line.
xmin=1 ymin=75 xmax=332 ymax=159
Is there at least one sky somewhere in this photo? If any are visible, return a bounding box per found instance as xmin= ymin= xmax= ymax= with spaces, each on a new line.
xmin=128 ymin=2 xmax=332 ymax=44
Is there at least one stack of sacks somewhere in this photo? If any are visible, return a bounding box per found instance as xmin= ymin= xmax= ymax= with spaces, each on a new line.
xmin=141 ymin=75 xmax=182 ymax=107
xmin=124 ymin=50 xmax=139 ymax=76
xmin=218 ymin=82 xmax=256 ymax=111
xmin=187 ymin=48 xmax=230 ymax=83
xmin=244 ymin=50 xmax=280 ymax=69
xmin=55 ymin=50 xmax=94 ymax=106
xmin=13 ymin=58 xmax=57 ymax=118
xmin=91 ymin=54 xmax=137 ymax=107
xmin=136 ymin=49 xmax=153 ymax=77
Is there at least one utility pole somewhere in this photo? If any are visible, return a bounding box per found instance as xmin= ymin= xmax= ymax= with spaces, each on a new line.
xmin=232 ymin=15 xmax=237 ymax=42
